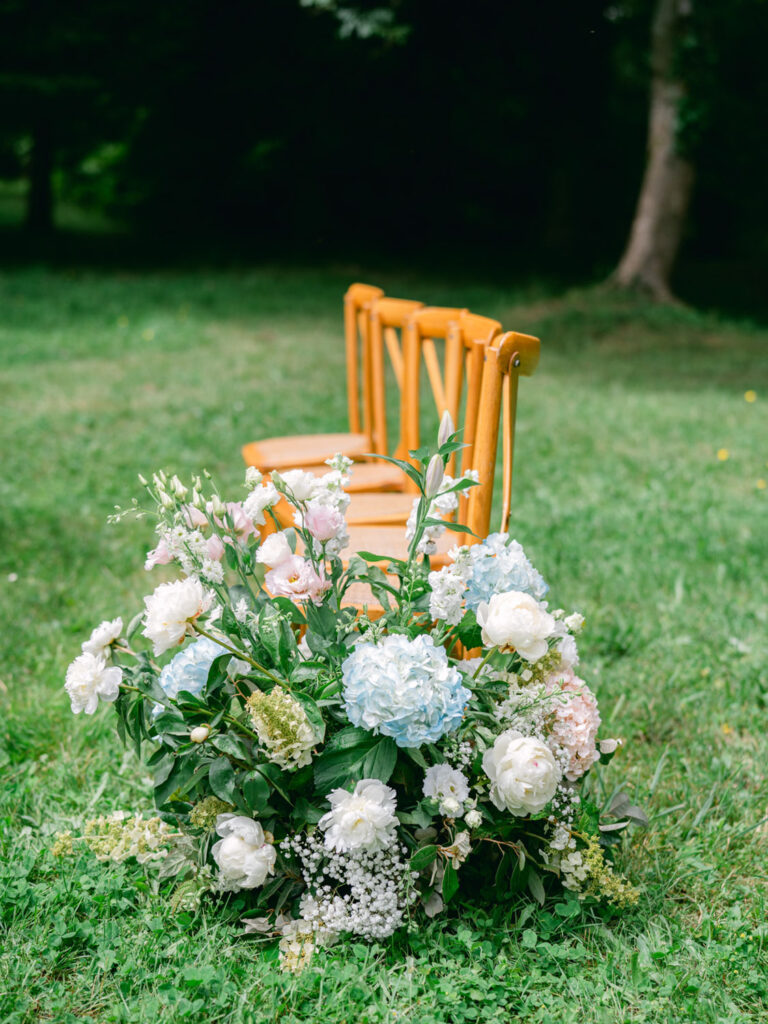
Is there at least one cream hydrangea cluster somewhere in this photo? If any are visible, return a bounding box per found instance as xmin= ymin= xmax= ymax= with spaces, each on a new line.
xmin=247 ymin=686 xmax=318 ymax=769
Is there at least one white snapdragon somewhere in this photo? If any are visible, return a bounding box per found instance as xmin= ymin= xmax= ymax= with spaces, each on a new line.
xmin=142 ymin=577 xmax=213 ymax=656
xmin=64 ymin=652 xmax=122 ymax=715
xmin=212 ymin=815 xmax=276 ymax=890
xmin=428 ymin=564 xmax=466 ymax=625
xmin=81 ymin=617 xmax=123 ymax=659
xmin=476 ymin=591 xmax=555 ymax=662
xmin=422 ymin=764 xmax=470 ymax=816
xmin=483 ymin=730 xmax=560 ymax=815
xmin=319 ymin=779 xmax=397 ymax=853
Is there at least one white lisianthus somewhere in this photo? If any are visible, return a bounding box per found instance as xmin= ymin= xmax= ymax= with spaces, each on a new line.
xmin=319 ymin=779 xmax=397 ymax=853
xmin=464 ymin=808 xmax=483 ymax=829
xmin=441 ymin=830 xmax=472 ymax=868
xmin=423 ymin=764 xmax=470 ymax=817
xmin=245 ymin=466 xmax=263 ymax=488
xmin=277 ymin=469 xmax=316 ymax=503
xmin=476 ymin=591 xmax=555 ymax=662
xmin=256 ymin=532 xmax=293 ymax=568
xmin=212 ymin=815 xmax=276 ymax=890
xmin=142 ymin=577 xmax=213 ymax=656
xmin=557 ymin=634 xmax=580 ymax=670
xmin=482 ymin=730 xmax=560 ymax=815
xmin=242 ymin=482 xmax=279 ymax=525
xmin=81 ymin=617 xmax=123 ymax=659
xmin=564 ymin=612 xmax=585 ymax=633
xmin=64 ymin=652 xmax=123 ymax=715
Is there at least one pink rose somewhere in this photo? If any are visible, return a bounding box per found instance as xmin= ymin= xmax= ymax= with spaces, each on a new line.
xmin=265 ymin=555 xmax=329 ymax=604
xmin=304 ymin=504 xmax=346 ymax=543
xmin=145 ymin=536 xmax=173 ymax=570
xmin=206 ymin=534 xmax=225 ymax=561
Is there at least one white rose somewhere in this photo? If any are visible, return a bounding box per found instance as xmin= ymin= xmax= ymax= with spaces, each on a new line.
xmin=319 ymin=779 xmax=397 ymax=853
xmin=242 ymin=483 xmax=279 ymax=525
xmin=422 ymin=764 xmax=470 ymax=817
xmin=81 ymin=617 xmax=123 ymax=659
xmin=64 ymin=652 xmax=123 ymax=715
xmin=142 ymin=577 xmax=212 ymax=656
xmin=212 ymin=815 xmax=276 ymax=889
xmin=277 ymin=469 xmax=316 ymax=503
xmin=256 ymin=532 xmax=292 ymax=568
xmin=476 ymin=591 xmax=555 ymax=662
xmin=464 ymin=808 xmax=482 ymax=829
xmin=482 ymin=730 xmax=560 ymax=815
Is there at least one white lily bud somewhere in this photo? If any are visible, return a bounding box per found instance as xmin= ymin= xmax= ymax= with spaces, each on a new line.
xmin=190 ymin=725 xmax=210 ymax=744
xmin=438 ymin=410 xmax=454 ymax=447
xmin=191 ymin=488 xmax=205 ymax=508
xmin=245 ymin=466 xmax=263 ymax=489
xmin=424 ymin=454 xmax=445 ymax=498
xmin=171 ymin=475 xmax=189 ymax=499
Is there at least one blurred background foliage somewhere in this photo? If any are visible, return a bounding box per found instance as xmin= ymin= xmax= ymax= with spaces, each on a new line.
xmin=0 ymin=0 xmax=766 ymax=298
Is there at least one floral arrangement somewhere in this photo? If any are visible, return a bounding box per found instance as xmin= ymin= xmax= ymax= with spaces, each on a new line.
xmin=58 ymin=417 xmax=643 ymax=969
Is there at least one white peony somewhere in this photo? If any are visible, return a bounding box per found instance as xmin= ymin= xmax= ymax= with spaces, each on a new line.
xmin=422 ymin=764 xmax=470 ymax=816
xmin=64 ymin=652 xmax=123 ymax=714
xmin=212 ymin=815 xmax=276 ymax=889
xmin=81 ymin=617 xmax=123 ymax=659
xmin=256 ymin=532 xmax=292 ymax=568
xmin=476 ymin=591 xmax=555 ymax=662
xmin=242 ymin=482 xmax=279 ymax=525
xmin=482 ymin=730 xmax=560 ymax=815
xmin=319 ymin=779 xmax=397 ymax=853
xmin=142 ymin=577 xmax=212 ymax=656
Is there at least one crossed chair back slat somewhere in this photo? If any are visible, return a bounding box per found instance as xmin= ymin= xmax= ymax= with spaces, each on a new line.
xmin=343 ymin=283 xmax=385 ymax=445
xmin=466 ymin=330 xmax=541 ymax=541
xmin=367 ymin=297 xmax=425 ymax=459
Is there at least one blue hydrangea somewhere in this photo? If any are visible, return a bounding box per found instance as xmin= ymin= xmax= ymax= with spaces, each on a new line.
xmin=464 ymin=533 xmax=548 ymax=612
xmin=342 ymin=634 xmax=470 ymax=748
xmin=158 ymin=636 xmax=227 ymax=700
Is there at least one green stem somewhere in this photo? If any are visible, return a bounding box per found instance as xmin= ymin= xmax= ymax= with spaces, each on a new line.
xmin=473 ymin=647 xmax=497 ymax=679
xmin=193 ymin=625 xmax=285 ymax=687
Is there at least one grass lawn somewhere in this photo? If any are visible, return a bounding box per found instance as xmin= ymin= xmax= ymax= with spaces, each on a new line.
xmin=1 ymin=263 xmax=767 ymax=1023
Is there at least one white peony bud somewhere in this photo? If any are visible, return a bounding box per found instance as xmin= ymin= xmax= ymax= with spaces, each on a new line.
xmin=438 ymin=410 xmax=454 ymax=447
xmin=190 ymin=725 xmax=210 ymax=743
xmin=424 ymin=454 xmax=445 ymax=499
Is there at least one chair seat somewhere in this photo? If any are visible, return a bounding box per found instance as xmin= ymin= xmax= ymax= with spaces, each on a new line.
xmin=342 ymin=524 xmax=470 ymax=570
xmin=242 ymin=432 xmax=370 ymax=472
xmin=345 ymin=490 xmax=416 ymax=526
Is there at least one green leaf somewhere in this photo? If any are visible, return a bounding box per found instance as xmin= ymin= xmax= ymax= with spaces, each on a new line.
xmin=292 ymin=691 xmax=326 ymax=744
xmin=257 ymin=604 xmax=297 ymax=673
xmin=313 ymin=728 xmax=386 ymax=792
xmin=442 ymin=860 xmax=459 ymax=903
xmin=410 ymin=844 xmax=438 ymax=872
xmin=323 ymin=726 xmax=371 ymax=753
xmin=208 ymin=756 xmax=237 ymax=803
xmin=527 ymin=869 xmax=545 ymax=906
xmin=402 ymin=746 xmax=429 ymax=769
xmin=361 ymin=737 xmax=397 ymax=783
xmin=241 ymin=769 xmax=270 ymax=812
xmin=210 ymin=733 xmax=251 ymax=763
xmin=456 ymin=611 xmax=483 ymax=651
xmin=154 ymin=757 xmax=196 ymax=808
xmin=369 ymin=453 xmax=423 ymax=489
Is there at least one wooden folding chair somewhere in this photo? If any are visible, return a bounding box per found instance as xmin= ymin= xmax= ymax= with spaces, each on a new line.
xmin=342 ymin=329 xmax=541 ymax=576
xmin=241 ymin=283 xmax=385 ymax=473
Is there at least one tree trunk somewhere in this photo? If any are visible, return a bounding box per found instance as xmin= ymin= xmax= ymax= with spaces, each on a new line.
xmin=613 ymin=0 xmax=695 ymax=301
xmin=25 ymin=115 xmax=54 ymax=235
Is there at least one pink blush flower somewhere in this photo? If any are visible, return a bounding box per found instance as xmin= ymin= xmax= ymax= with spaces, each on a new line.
xmin=182 ymin=505 xmax=209 ymax=529
xmin=304 ymin=504 xmax=346 ymax=543
xmin=210 ymin=502 xmax=256 ymax=541
xmin=145 ymin=536 xmax=173 ymax=570
xmin=265 ymin=555 xmax=329 ymax=605
xmin=206 ymin=534 xmax=225 ymax=561
xmin=545 ymin=669 xmax=601 ymax=781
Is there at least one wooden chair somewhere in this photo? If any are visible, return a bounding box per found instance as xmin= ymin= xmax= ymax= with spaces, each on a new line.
xmin=241 ymin=282 xmax=385 ymax=473
xmin=344 ymin=305 xmax=491 ymax=526
xmin=342 ymin=329 xmax=541 ymax=579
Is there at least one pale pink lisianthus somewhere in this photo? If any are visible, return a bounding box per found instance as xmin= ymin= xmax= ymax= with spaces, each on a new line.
xmin=265 ymin=555 xmax=329 ymax=604
xmin=209 ymin=501 xmax=256 ymax=541
xmin=545 ymin=669 xmax=601 ymax=781
xmin=206 ymin=534 xmax=225 ymax=561
xmin=182 ymin=505 xmax=209 ymax=529
xmin=304 ymin=503 xmax=346 ymax=543
xmin=145 ymin=536 xmax=173 ymax=570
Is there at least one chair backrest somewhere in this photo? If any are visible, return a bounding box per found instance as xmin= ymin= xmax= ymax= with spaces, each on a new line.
xmin=368 ymin=297 xmax=425 ymax=456
xmin=465 ymin=330 xmax=541 ymax=541
xmin=343 ymin=283 xmax=385 ymax=442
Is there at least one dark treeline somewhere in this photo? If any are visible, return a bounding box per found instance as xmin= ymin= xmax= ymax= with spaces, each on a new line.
xmin=0 ymin=0 xmax=766 ymax=277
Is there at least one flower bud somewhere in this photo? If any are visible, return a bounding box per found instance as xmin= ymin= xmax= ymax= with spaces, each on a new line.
xmin=464 ymin=809 xmax=482 ymax=829
xmin=190 ymin=725 xmax=210 ymax=744
xmin=245 ymin=467 xmax=263 ymax=489
xmin=210 ymin=494 xmax=226 ymax=517
xmin=138 ymin=473 xmax=148 ymax=486
xmin=424 ymin=454 xmax=444 ymax=498
xmin=171 ymin=475 xmax=188 ymax=500
xmin=438 ymin=410 xmax=454 ymax=447
xmin=191 ymin=488 xmax=205 ymax=508
xmin=160 ymin=490 xmax=174 ymax=509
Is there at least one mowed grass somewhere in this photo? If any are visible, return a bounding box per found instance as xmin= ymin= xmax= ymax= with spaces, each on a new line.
xmin=1 ymin=264 xmax=767 ymax=1023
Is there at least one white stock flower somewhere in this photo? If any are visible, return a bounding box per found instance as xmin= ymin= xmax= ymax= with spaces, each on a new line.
xmin=256 ymin=532 xmax=293 ymax=568
xmin=422 ymin=764 xmax=470 ymax=816
xmin=242 ymin=483 xmax=279 ymax=525
xmin=64 ymin=652 xmax=123 ymax=715
xmin=428 ymin=565 xmax=466 ymax=626
xmin=319 ymin=779 xmax=397 ymax=853
xmin=482 ymin=730 xmax=560 ymax=815
xmin=212 ymin=815 xmax=276 ymax=890
xmin=142 ymin=577 xmax=212 ymax=656
xmin=476 ymin=591 xmax=555 ymax=662
xmin=81 ymin=617 xmax=123 ymax=659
